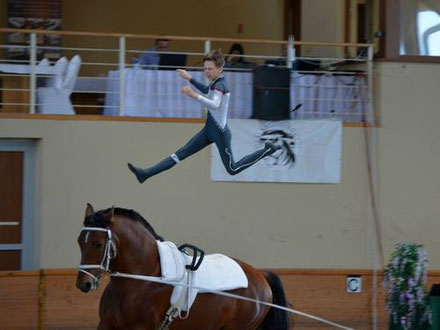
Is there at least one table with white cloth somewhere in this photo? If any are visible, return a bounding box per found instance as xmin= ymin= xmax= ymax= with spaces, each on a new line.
xmin=103 ymin=69 xmax=367 ymax=122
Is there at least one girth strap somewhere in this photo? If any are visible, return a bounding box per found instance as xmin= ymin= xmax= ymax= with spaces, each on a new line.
xmin=157 ymin=306 xmax=180 ymax=330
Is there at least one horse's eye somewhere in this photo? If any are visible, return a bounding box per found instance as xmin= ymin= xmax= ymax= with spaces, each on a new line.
xmin=93 ymin=241 xmax=103 ymax=249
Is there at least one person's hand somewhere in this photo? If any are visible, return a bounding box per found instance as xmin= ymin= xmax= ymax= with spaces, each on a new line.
xmin=181 ymin=86 xmax=198 ymax=99
xmin=177 ymin=69 xmax=192 ymax=81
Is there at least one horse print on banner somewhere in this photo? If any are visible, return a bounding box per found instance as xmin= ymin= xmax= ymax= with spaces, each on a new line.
xmin=258 ymin=121 xmax=298 ymax=169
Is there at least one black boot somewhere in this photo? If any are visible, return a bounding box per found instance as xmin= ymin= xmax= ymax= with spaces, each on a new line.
xmin=127 ymin=163 xmax=150 ymax=183
xmin=127 ymin=156 xmax=178 ymax=184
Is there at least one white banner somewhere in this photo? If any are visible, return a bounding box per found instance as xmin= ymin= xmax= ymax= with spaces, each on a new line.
xmin=210 ymin=119 xmax=342 ymax=183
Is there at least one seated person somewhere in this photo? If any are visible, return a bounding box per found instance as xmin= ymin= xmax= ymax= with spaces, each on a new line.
xmin=224 ymin=43 xmax=255 ymax=69
xmin=140 ymin=38 xmax=170 ymax=68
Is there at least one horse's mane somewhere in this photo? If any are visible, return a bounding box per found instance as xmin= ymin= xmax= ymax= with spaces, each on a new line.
xmin=84 ymin=207 xmax=164 ymax=241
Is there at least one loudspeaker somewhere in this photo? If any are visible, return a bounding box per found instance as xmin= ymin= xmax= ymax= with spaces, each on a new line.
xmin=252 ymin=66 xmax=290 ymax=121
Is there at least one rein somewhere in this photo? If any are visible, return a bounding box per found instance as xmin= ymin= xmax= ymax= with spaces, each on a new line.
xmin=78 ymin=226 xmax=353 ymax=330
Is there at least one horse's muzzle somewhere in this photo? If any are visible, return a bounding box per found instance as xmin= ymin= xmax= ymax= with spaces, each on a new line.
xmin=76 ymin=280 xmax=92 ymax=293
xmin=76 ymin=274 xmax=99 ymax=293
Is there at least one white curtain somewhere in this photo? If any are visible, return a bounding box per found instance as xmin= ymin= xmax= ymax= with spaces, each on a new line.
xmin=104 ymin=69 xmax=367 ymax=121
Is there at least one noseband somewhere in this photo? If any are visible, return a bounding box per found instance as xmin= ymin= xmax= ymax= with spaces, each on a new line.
xmin=78 ymin=227 xmax=117 ymax=289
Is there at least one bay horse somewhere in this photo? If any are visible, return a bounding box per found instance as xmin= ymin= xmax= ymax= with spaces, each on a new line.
xmin=76 ymin=204 xmax=291 ymax=329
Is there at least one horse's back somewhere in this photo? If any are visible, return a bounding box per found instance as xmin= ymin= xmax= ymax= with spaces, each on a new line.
xmin=175 ymin=258 xmax=273 ymax=330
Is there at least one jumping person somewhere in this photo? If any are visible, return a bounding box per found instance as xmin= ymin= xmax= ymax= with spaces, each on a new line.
xmin=127 ymin=49 xmax=281 ymax=183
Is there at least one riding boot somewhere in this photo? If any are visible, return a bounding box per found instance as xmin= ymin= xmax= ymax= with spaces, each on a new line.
xmin=128 ymin=156 xmax=177 ymax=184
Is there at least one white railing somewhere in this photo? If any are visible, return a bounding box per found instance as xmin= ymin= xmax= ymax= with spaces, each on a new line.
xmin=0 ymin=28 xmax=374 ymax=122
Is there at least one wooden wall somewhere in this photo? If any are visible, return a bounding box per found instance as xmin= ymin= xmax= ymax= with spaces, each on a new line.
xmin=279 ymin=270 xmax=389 ymax=329
xmin=3 ymin=269 xmax=440 ymax=329
xmin=1 ymin=269 xmax=439 ymax=329
xmin=0 ymin=271 xmax=40 ymax=329
xmin=43 ymin=270 xmax=105 ymax=329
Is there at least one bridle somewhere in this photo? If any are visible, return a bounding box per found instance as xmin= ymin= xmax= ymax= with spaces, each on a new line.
xmin=78 ymin=226 xmax=117 ymax=289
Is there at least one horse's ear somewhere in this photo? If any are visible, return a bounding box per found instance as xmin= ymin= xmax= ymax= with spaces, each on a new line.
xmin=85 ymin=203 xmax=95 ymax=217
xmin=108 ymin=206 xmax=115 ymax=221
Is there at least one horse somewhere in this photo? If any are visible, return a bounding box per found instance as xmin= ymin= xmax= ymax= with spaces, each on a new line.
xmin=76 ymin=204 xmax=291 ymax=329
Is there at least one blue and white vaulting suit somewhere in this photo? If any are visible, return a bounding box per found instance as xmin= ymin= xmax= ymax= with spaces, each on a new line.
xmin=128 ymin=75 xmax=279 ymax=183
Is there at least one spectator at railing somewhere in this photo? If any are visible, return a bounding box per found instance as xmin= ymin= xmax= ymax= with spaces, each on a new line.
xmin=225 ymin=43 xmax=255 ymax=69
xmin=140 ymin=38 xmax=170 ymax=68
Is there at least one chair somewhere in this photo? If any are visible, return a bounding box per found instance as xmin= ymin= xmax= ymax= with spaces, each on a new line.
xmin=37 ymin=55 xmax=82 ymax=114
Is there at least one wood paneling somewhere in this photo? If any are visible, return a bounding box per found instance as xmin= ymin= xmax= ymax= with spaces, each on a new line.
xmin=0 ymin=271 xmax=39 ymax=329
xmin=1 ymin=269 xmax=439 ymax=329
xmin=280 ymin=273 xmax=389 ymax=329
xmin=44 ymin=272 xmax=106 ymax=329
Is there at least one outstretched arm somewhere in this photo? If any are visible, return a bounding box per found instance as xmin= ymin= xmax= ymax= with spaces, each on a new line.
xmin=177 ymin=69 xmax=209 ymax=94
xmin=181 ymin=87 xmax=222 ymax=110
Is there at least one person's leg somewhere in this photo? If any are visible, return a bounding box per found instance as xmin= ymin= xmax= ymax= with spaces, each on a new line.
xmin=128 ymin=127 xmax=211 ymax=183
xmin=213 ymin=125 xmax=281 ymax=176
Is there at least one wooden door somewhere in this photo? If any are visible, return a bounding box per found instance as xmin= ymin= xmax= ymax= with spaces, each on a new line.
xmin=0 ymin=151 xmax=23 ymax=270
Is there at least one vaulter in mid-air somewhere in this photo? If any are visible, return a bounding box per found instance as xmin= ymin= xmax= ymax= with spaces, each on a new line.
xmin=128 ymin=49 xmax=281 ymax=183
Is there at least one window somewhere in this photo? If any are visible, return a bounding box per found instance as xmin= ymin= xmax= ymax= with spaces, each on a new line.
xmin=418 ymin=11 xmax=440 ymax=55
xmin=381 ymin=0 xmax=440 ymax=61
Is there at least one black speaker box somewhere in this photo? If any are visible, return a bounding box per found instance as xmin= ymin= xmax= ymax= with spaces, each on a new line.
xmin=252 ymin=66 xmax=290 ymax=121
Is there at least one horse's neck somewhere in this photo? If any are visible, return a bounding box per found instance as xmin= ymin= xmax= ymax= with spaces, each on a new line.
xmin=112 ymin=219 xmax=160 ymax=276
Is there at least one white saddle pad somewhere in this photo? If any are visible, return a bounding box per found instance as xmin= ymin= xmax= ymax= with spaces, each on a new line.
xmin=156 ymin=240 xmax=248 ymax=311
xmin=156 ymin=241 xmax=186 ymax=280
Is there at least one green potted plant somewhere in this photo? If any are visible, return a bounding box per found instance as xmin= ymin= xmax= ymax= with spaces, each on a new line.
xmin=383 ymin=243 xmax=431 ymax=330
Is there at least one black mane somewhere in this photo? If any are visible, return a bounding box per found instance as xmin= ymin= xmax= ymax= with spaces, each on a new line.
xmin=83 ymin=207 xmax=164 ymax=241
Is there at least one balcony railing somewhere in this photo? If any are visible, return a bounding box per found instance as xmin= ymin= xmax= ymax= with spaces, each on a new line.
xmin=0 ymin=28 xmax=374 ymax=123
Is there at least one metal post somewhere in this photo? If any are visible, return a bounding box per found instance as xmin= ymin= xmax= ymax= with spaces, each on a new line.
xmin=204 ymin=40 xmax=211 ymax=54
xmin=367 ymin=45 xmax=374 ymax=123
xmin=287 ymin=35 xmax=295 ymax=69
xmin=203 ymin=40 xmax=211 ymax=87
xmin=29 ymin=33 xmax=37 ymax=114
xmin=366 ymin=44 xmax=379 ymax=330
xmin=118 ymin=37 xmax=126 ymax=116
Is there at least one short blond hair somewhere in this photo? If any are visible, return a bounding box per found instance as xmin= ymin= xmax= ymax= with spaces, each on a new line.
xmin=203 ymin=49 xmax=225 ymax=68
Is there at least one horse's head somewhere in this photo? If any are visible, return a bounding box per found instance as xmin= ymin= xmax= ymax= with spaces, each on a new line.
xmin=259 ymin=129 xmax=296 ymax=167
xmin=76 ymin=203 xmax=117 ymax=293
